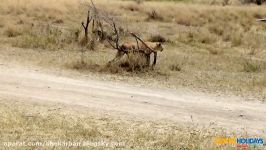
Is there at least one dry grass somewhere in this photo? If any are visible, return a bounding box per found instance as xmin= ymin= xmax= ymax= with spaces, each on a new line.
xmin=4 ymin=25 xmax=22 ymax=37
xmin=146 ymin=9 xmax=164 ymax=21
xmin=0 ymin=99 xmax=252 ymax=150
xmin=0 ymin=1 xmax=266 ymax=148
xmin=243 ymin=59 xmax=262 ymax=72
xmin=0 ymin=0 xmax=266 ymax=100
xmin=12 ymin=24 xmax=79 ymax=50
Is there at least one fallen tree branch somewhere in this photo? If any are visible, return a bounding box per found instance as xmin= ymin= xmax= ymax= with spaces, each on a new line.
xmin=130 ymin=32 xmax=156 ymax=53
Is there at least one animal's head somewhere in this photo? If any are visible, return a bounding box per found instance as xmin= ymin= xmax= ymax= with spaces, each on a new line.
xmin=154 ymin=43 xmax=164 ymax=52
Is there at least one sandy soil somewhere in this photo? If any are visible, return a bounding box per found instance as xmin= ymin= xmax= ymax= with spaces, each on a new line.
xmin=0 ymin=60 xmax=265 ymax=135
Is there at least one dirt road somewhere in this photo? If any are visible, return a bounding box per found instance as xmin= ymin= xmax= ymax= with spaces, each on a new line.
xmin=0 ymin=63 xmax=265 ymax=135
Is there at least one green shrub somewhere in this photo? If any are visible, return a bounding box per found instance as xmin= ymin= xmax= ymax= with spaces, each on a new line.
xmin=243 ymin=60 xmax=261 ymax=72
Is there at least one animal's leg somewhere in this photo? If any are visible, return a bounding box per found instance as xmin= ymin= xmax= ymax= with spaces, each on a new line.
xmin=92 ymin=19 xmax=95 ymax=33
xmin=152 ymin=52 xmax=157 ymax=67
xmin=146 ymin=54 xmax=150 ymax=67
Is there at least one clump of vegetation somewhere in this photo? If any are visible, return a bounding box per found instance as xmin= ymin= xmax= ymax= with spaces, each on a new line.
xmin=169 ymin=63 xmax=182 ymax=72
xmin=66 ymin=59 xmax=100 ymax=71
xmin=207 ymin=48 xmax=221 ymax=55
xmin=4 ymin=26 xmax=22 ymax=37
xmin=148 ymin=34 xmax=166 ymax=43
xmin=146 ymin=10 xmax=164 ymax=21
xmin=53 ymin=19 xmax=64 ymax=24
xmin=79 ymin=37 xmax=96 ymax=51
xmin=104 ymin=63 xmax=125 ymax=74
xmin=243 ymin=59 xmax=261 ymax=72
xmin=180 ymin=28 xmax=217 ymax=44
xmin=207 ymin=23 xmax=225 ymax=36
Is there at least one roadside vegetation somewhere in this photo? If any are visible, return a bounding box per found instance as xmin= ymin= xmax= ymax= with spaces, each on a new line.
xmin=0 ymin=0 xmax=265 ymax=149
xmin=0 ymin=99 xmax=251 ymax=150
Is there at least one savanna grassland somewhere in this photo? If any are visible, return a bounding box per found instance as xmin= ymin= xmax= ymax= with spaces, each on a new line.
xmin=0 ymin=0 xmax=266 ymax=149
xmin=0 ymin=0 xmax=265 ymax=100
xmin=0 ymin=98 xmax=243 ymax=150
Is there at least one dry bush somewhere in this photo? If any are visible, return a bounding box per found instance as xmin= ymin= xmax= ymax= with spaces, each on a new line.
xmin=66 ymin=59 xmax=100 ymax=71
xmin=104 ymin=63 xmax=125 ymax=74
xmin=4 ymin=26 xmax=22 ymax=37
xmin=207 ymin=23 xmax=225 ymax=36
xmin=148 ymin=34 xmax=166 ymax=43
xmin=180 ymin=28 xmax=217 ymax=44
xmin=243 ymin=59 xmax=261 ymax=72
xmin=247 ymin=47 xmax=258 ymax=55
xmin=169 ymin=63 xmax=182 ymax=72
xmin=146 ymin=10 xmax=164 ymax=21
xmin=79 ymin=37 xmax=96 ymax=51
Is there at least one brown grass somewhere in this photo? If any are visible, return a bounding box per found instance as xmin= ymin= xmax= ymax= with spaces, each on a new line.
xmin=243 ymin=59 xmax=262 ymax=72
xmin=146 ymin=9 xmax=164 ymax=21
xmin=0 ymin=99 xmax=252 ymax=150
xmin=4 ymin=25 xmax=22 ymax=37
xmin=0 ymin=1 xmax=266 ymax=148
